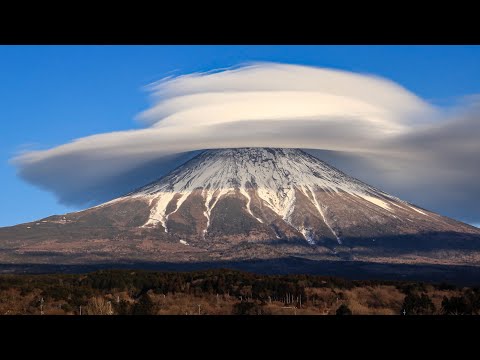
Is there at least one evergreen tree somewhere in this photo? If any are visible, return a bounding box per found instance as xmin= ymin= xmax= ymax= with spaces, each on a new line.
xmin=114 ymin=300 xmax=132 ymax=315
xmin=402 ymin=293 xmax=435 ymax=315
xmin=132 ymin=294 xmax=156 ymax=315
xmin=441 ymin=296 xmax=470 ymax=315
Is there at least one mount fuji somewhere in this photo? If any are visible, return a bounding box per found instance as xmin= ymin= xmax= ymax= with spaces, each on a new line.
xmin=1 ymin=148 xmax=479 ymax=276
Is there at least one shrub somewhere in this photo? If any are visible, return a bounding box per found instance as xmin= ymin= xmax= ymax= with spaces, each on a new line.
xmin=232 ymin=301 xmax=270 ymax=315
xmin=84 ymin=297 xmax=113 ymax=315
xmin=114 ymin=300 xmax=132 ymax=315
xmin=336 ymin=304 xmax=353 ymax=315
xmin=131 ymin=294 xmax=156 ymax=315
xmin=61 ymin=303 xmax=74 ymax=313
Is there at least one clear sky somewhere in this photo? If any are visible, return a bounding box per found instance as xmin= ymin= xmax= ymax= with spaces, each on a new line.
xmin=1 ymin=45 xmax=480 ymax=227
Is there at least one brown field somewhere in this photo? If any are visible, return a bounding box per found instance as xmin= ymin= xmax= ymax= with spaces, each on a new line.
xmin=0 ymin=269 xmax=476 ymax=315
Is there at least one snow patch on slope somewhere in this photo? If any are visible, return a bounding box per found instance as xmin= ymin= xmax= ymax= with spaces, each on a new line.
xmin=239 ymin=187 xmax=263 ymax=223
xmin=302 ymin=185 xmax=342 ymax=245
xmin=143 ymin=192 xmax=176 ymax=231
xmin=300 ymin=228 xmax=315 ymax=245
xmin=357 ymin=194 xmax=392 ymax=211
xmin=406 ymin=204 xmax=429 ymax=216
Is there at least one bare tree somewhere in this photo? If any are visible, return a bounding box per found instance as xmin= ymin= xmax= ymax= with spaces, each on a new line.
xmin=84 ymin=297 xmax=113 ymax=315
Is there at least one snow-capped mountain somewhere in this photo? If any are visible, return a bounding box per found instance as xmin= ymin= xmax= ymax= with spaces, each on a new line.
xmin=1 ymin=148 xmax=480 ymax=270
xmin=101 ymin=148 xmax=478 ymax=246
xmin=135 ymin=148 xmax=403 ymax=238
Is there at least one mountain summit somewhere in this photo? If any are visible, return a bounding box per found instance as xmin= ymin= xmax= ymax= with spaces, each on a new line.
xmin=1 ymin=148 xmax=479 ymax=270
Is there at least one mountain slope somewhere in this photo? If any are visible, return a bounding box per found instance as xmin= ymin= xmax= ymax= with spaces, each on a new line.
xmin=1 ymin=148 xmax=479 ymax=268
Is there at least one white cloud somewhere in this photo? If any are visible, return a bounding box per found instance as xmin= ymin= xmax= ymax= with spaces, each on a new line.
xmin=12 ymin=62 xmax=480 ymax=223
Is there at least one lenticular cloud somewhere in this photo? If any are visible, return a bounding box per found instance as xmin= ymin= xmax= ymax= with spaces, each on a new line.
xmin=139 ymin=63 xmax=435 ymax=131
xmin=11 ymin=62 xmax=480 ymax=224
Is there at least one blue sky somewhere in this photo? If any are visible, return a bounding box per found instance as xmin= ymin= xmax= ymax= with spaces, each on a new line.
xmin=1 ymin=45 xmax=480 ymax=227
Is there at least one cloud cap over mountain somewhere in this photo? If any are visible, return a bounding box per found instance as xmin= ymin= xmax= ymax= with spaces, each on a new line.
xmin=12 ymin=63 xmax=480 ymax=224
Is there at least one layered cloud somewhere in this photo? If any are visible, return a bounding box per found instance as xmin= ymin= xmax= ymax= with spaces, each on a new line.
xmin=12 ymin=62 xmax=480 ymax=224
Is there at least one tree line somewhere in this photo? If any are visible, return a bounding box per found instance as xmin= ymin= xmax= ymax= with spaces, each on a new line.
xmin=1 ymin=269 xmax=479 ymax=315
